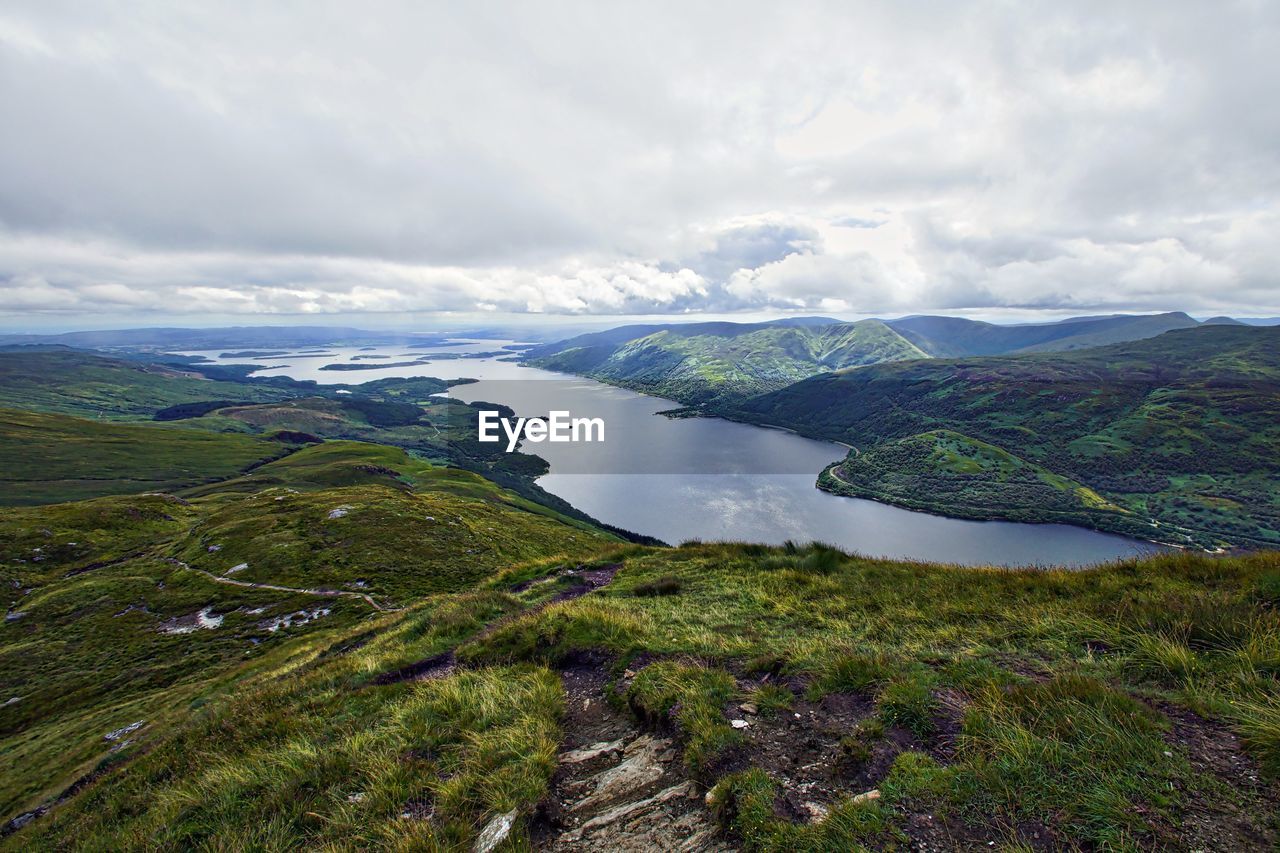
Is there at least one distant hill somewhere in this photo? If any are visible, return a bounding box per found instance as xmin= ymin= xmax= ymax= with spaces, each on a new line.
xmin=523 ymin=317 xmax=927 ymax=404
xmin=884 ymin=311 xmax=1202 ymax=357
xmin=0 ymin=407 xmax=304 ymax=505
xmin=738 ymin=325 xmax=1280 ymax=548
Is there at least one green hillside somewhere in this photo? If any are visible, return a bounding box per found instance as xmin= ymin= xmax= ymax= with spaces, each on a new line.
xmin=525 ymin=318 xmax=927 ymax=404
xmin=0 ymin=349 xmax=298 ymax=420
xmin=740 ymin=325 xmax=1280 ymax=548
xmin=0 ymin=441 xmax=617 ymax=829
xmin=5 ymin=524 xmax=1278 ymax=849
xmin=0 ymin=408 xmax=306 ymax=506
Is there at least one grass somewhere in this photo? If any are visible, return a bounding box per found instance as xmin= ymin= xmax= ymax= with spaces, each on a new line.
xmin=4 ymin=487 xmax=1279 ymax=848
xmin=0 ymin=408 xmax=302 ymax=505
xmin=626 ymin=661 xmax=742 ymax=776
xmin=418 ymin=541 xmax=1280 ymax=847
xmin=0 ymin=349 xmax=295 ymax=421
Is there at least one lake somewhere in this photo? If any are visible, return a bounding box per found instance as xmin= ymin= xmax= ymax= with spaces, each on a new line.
xmin=179 ymin=342 xmax=1164 ymax=567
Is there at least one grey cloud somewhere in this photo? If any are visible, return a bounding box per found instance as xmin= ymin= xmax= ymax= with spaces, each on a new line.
xmin=684 ymin=220 xmax=821 ymax=283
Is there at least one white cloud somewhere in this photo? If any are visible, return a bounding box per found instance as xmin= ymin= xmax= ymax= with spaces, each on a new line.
xmin=1 ymin=1 xmax=1278 ymax=321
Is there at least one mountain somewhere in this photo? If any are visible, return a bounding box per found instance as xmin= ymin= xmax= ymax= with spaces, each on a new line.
xmin=884 ymin=311 xmax=1202 ymax=357
xmin=0 ymin=408 xmax=309 ymax=506
xmin=523 ymin=318 xmax=927 ymax=404
xmin=739 ymin=325 xmax=1280 ymax=548
xmin=521 ymin=313 xmax=1237 ymax=405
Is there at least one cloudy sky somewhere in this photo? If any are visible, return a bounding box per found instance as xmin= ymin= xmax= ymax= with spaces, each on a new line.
xmin=2 ymin=1 xmax=1278 ymax=328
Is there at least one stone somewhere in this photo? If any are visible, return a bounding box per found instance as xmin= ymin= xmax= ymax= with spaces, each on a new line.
xmin=730 ymin=719 xmax=749 ymax=729
xmin=474 ymin=809 xmax=517 ymax=853
xmin=852 ymin=789 xmax=880 ymax=804
xmin=739 ymin=702 xmax=758 ymax=715
xmin=804 ymin=801 xmax=829 ymax=821
xmin=571 ymin=735 xmax=665 ymax=813
xmin=560 ymin=739 xmax=625 ymax=764
xmin=561 ymin=783 xmax=692 ymax=844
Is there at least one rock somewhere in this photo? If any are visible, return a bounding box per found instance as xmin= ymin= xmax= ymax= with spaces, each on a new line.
xmin=474 ymin=808 xmax=517 ymax=853
xmin=225 ymin=563 xmax=249 ymax=574
xmin=104 ymin=720 xmax=145 ymax=741
xmin=623 ymin=669 xmax=636 ymax=678
xmin=561 ymin=783 xmax=692 ymax=844
xmin=328 ymin=507 xmax=351 ymax=520
xmin=804 ymin=801 xmax=829 ymax=821
xmin=347 ymin=792 xmax=366 ymax=803
xmin=560 ymin=739 xmax=625 ymax=764
xmin=739 ymin=702 xmax=758 ymax=715
xmin=4 ymin=611 xmax=25 ymax=622
xmin=7 ymin=809 xmax=42 ymax=831
xmin=571 ymin=736 xmax=665 ymax=813
xmin=207 ymin=544 xmax=221 ymax=552
xmin=852 ymin=789 xmax=880 ymax=804
xmin=3 ymin=696 xmax=21 ymax=707
xmin=730 ymin=719 xmax=749 ymax=729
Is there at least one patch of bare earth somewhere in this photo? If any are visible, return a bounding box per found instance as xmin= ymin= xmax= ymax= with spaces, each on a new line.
xmin=1154 ymin=700 xmax=1280 ymax=850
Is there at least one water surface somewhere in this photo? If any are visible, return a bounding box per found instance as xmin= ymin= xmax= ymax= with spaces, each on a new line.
xmin=180 ymin=343 xmax=1162 ymax=566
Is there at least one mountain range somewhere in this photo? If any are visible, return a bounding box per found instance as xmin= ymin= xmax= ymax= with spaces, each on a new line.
xmin=524 ymin=311 xmax=1233 ymax=403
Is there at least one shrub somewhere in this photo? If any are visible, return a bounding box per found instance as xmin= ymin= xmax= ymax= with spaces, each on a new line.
xmin=1253 ymin=570 xmax=1280 ymax=609
xmin=796 ymin=544 xmax=845 ymax=575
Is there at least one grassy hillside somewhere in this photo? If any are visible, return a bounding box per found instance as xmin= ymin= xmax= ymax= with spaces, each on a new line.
xmin=740 ymin=325 xmax=1280 ymax=548
xmin=0 ymin=349 xmax=299 ymax=420
xmin=0 ymin=441 xmax=617 ymax=828
xmin=525 ymin=318 xmax=927 ymax=404
xmin=0 ymin=408 xmax=306 ymax=506
xmin=6 ymin=536 xmax=1278 ymax=849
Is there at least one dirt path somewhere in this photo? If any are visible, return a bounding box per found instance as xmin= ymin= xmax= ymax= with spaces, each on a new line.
xmin=368 ymin=562 xmax=732 ymax=848
xmin=534 ymin=656 xmax=732 ymax=852
xmin=165 ymin=558 xmax=393 ymax=611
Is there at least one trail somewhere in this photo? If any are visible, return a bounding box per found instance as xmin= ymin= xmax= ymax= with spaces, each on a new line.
xmin=165 ymin=558 xmax=394 ymax=611
xmin=534 ymin=656 xmax=730 ymax=851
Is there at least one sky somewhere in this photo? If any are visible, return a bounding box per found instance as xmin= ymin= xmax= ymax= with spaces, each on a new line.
xmin=1 ymin=1 xmax=1279 ymax=330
